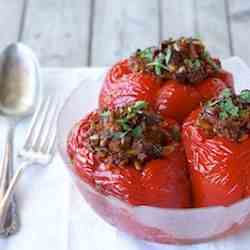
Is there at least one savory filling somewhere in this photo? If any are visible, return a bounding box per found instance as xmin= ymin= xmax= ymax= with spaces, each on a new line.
xmin=198 ymin=89 xmax=250 ymax=142
xmin=85 ymin=101 xmax=180 ymax=169
xmin=129 ymin=37 xmax=221 ymax=84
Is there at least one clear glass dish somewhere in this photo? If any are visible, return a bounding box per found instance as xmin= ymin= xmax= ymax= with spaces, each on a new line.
xmin=57 ymin=58 xmax=250 ymax=244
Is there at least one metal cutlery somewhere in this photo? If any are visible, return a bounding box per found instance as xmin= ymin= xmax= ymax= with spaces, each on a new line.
xmin=0 ymin=96 xmax=59 ymax=231
xmin=0 ymin=43 xmax=40 ymax=236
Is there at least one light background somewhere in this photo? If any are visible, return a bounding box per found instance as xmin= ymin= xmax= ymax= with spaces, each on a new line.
xmin=0 ymin=0 xmax=249 ymax=67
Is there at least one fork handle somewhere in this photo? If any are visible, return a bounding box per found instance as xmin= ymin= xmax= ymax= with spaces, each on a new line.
xmin=0 ymin=162 xmax=28 ymax=229
xmin=0 ymin=125 xmax=20 ymax=237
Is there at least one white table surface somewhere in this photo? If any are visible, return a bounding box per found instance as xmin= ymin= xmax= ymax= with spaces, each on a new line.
xmin=1 ymin=58 xmax=250 ymax=250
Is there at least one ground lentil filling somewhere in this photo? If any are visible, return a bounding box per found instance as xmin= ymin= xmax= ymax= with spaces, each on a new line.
xmin=85 ymin=101 xmax=180 ymax=169
xmin=198 ymin=89 xmax=250 ymax=142
xmin=129 ymin=37 xmax=221 ymax=84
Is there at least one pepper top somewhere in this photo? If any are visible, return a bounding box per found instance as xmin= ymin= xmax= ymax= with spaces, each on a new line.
xmin=198 ymin=89 xmax=250 ymax=142
xmin=129 ymin=37 xmax=221 ymax=84
xmin=84 ymin=101 xmax=180 ymax=169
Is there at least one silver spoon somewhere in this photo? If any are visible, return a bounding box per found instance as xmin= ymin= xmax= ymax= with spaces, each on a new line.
xmin=0 ymin=43 xmax=40 ymax=237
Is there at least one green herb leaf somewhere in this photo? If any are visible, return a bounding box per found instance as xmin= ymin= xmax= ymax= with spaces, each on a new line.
xmin=202 ymin=50 xmax=210 ymax=59
xmin=184 ymin=59 xmax=193 ymax=68
xmin=132 ymin=126 xmax=142 ymax=137
xmin=117 ymin=118 xmax=130 ymax=131
xmin=155 ymin=63 xmax=162 ymax=75
xmin=147 ymin=53 xmax=168 ymax=76
xmin=147 ymin=60 xmax=168 ymax=75
xmin=101 ymin=110 xmax=110 ymax=118
xmin=219 ymin=111 xmax=229 ymax=120
xmin=220 ymin=88 xmax=232 ymax=98
xmin=158 ymin=52 xmax=165 ymax=61
xmin=201 ymin=49 xmax=220 ymax=70
xmin=240 ymin=90 xmax=250 ymax=102
xmin=126 ymin=112 xmax=136 ymax=120
xmin=140 ymin=48 xmax=153 ymax=62
xmin=193 ymin=59 xmax=201 ymax=70
xmin=206 ymin=57 xmax=220 ymax=70
xmin=164 ymin=47 xmax=172 ymax=64
xmin=112 ymin=131 xmax=128 ymax=139
xmin=219 ymin=98 xmax=239 ymax=119
xmin=133 ymin=101 xmax=147 ymax=111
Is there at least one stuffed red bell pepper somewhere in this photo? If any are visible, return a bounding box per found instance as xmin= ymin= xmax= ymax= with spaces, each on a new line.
xmin=99 ymin=37 xmax=234 ymax=122
xmin=68 ymin=101 xmax=192 ymax=208
xmin=182 ymin=89 xmax=250 ymax=207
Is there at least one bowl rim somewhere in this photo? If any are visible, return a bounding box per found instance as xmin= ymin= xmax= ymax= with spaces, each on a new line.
xmin=56 ymin=63 xmax=250 ymax=213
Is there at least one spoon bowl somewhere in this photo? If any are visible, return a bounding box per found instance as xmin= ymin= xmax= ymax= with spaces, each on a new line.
xmin=0 ymin=43 xmax=40 ymax=117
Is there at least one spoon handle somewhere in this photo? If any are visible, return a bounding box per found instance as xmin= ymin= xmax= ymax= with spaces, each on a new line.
xmin=0 ymin=126 xmax=19 ymax=237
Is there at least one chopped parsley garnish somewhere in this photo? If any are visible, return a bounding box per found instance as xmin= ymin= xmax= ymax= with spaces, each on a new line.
xmin=101 ymin=101 xmax=149 ymax=138
xmin=101 ymin=110 xmax=111 ymax=118
xmin=193 ymin=59 xmax=201 ymax=70
xmin=199 ymin=89 xmax=250 ymax=142
xmin=219 ymin=98 xmax=239 ymax=120
xmin=240 ymin=90 xmax=250 ymax=103
xmin=86 ymin=101 xmax=179 ymax=168
xmin=112 ymin=131 xmax=128 ymax=139
xmin=138 ymin=48 xmax=153 ymax=62
xmin=133 ymin=100 xmax=147 ymax=111
xmin=117 ymin=118 xmax=129 ymax=130
xmin=147 ymin=53 xmax=168 ymax=76
xmin=220 ymin=88 xmax=232 ymax=98
xmin=164 ymin=47 xmax=172 ymax=64
xmin=131 ymin=37 xmax=221 ymax=83
xmin=132 ymin=126 xmax=142 ymax=137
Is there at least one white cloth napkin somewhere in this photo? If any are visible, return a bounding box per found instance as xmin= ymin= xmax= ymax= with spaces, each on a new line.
xmin=0 ymin=67 xmax=105 ymax=250
xmin=1 ymin=57 xmax=250 ymax=250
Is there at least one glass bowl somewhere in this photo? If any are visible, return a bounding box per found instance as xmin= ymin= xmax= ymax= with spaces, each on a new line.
xmin=57 ymin=78 xmax=250 ymax=245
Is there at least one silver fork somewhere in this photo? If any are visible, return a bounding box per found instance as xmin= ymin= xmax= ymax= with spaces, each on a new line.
xmin=0 ymin=96 xmax=59 ymax=225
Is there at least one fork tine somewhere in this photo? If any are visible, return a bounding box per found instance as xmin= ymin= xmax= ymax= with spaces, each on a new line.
xmin=40 ymin=97 xmax=60 ymax=154
xmin=32 ymin=97 xmax=53 ymax=151
xmin=23 ymin=98 xmax=45 ymax=149
xmin=47 ymin=128 xmax=57 ymax=155
xmin=29 ymin=97 xmax=52 ymax=151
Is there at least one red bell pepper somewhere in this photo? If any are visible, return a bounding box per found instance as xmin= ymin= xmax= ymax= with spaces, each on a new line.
xmin=68 ymin=111 xmax=192 ymax=208
xmin=182 ymin=102 xmax=250 ymax=207
xmin=99 ymin=60 xmax=234 ymax=122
